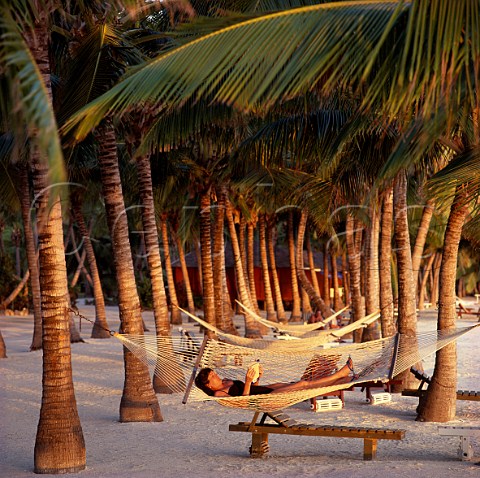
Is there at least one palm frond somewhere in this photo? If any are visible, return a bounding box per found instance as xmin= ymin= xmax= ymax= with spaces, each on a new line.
xmin=0 ymin=5 xmax=65 ymax=185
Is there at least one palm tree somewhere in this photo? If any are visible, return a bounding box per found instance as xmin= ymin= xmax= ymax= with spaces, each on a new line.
xmin=1 ymin=1 xmax=87 ymax=470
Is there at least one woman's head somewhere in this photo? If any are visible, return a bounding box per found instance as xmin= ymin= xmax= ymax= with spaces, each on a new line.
xmin=195 ymin=368 xmax=214 ymax=396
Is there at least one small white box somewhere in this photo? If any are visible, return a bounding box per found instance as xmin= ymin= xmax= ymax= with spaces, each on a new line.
xmin=312 ymin=398 xmax=343 ymax=412
xmin=369 ymin=392 xmax=392 ymax=405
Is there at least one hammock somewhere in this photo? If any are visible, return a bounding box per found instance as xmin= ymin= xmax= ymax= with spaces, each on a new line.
xmin=177 ymin=306 xmax=378 ymax=349
xmin=113 ymin=323 xmax=480 ymax=412
xmin=236 ymin=301 xmax=377 ymax=339
xmin=236 ymin=301 xmax=349 ymax=334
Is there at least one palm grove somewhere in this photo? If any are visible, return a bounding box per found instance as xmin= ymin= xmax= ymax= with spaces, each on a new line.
xmin=1 ymin=0 xmax=480 ymax=474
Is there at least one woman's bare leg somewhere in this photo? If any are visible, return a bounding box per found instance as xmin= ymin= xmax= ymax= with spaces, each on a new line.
xmin=270 ymin=358 xmax=353 ymax=393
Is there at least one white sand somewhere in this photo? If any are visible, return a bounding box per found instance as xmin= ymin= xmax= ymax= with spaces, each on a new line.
xmin=1 ymin=302 xmax=480 ymax=478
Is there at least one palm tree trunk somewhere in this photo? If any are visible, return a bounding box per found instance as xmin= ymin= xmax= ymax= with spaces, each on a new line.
xmin=0 ymin=328 xmax=6 ymax=358
xmin=134 ymin=154 xmax=180 ymax=393
xmin=160 ymin=215 xmax=182 ymax=325
xmin=31 ymin=155 xmax=86 ymax=473
xmin=288 ymin=210 xmax=302 ymax=321
xmin=418 ymin=188 xmax=469 ymax=422
xmin=322 ymin=242 xmax=331 ymax=307
xmin=363 ymin=207 xmax=381 ymax=341
xmin=296 ymin=211 xmax=331 ymax=318
xmin=431 ymin=252 xmax=442 ymax=307
xmin=213 ymin=186 xmax=227 ymax=328
xmin=379 ymin=187 xmax=396 ymax=337
xmin=199 ymin=190 xmax=216 ymax=331
xmin=418 ymin=252 xmax=436 ymax=310
xmin=412 ymin=199 xmax=435 ymax=300
xmin=346 ymin=215 xmax=365 ymax=342
xmin=175 ymin=233 xmax=195 ymax=314
xmin=306 ymin=233 xmax=321 ymax=297
xmin=225 ymin=199 xmax=261 ymax=337
xmin=0 ymin=270 xmax=30 ymax=310
xmin=18 ymin=163 xmax=43 ymax=349
xmin=393 ymin=171 xmax=418 ymax=389
xmin=331 ymin=252 xmax=342 ymax=310
xmin=267 ymin=218 xmax=286 ymax=323
xmin=194 ymin=239 xmax=203 ymax=296
xmin=259 ymin=214 xmax=276 ymax=320
xmin=247 ymin=221 xmax=260 ymax=313
xmin=213 ymin=186 xmax=237 ymax=334
xmin=71 ymin=195 xmax=110 ymax=338
xmin=97 ymin=119 xmax=162 ymax=422
xmin=341 ymin=252 xmax=350 ymax=305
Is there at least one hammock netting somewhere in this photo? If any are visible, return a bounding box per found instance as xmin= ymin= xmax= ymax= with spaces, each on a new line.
xmin=113 ymin=323 xmax=479 ymax=412
xmin=178 ymin=306 xmax=381 ymax=349
xmin=237 ymin=302 xmax=350 ymax=336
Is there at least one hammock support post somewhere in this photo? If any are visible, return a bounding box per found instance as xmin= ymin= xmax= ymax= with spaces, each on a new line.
xmin=182 ymin=334 xmax=209 ymax=404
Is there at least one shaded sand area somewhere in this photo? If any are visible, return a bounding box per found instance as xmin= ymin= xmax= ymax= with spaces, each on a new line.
xmin=1 ymin=302 xmax=480 ymax=478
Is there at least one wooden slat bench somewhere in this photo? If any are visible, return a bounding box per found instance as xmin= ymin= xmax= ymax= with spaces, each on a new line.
xmin=229 ymin=410 xmax=405 ymax=460
xmin=401 ymin=367 xmax=480 ymax=402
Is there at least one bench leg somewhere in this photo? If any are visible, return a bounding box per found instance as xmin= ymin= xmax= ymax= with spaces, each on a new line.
xmin=459 ymin=436 xmax=474 ymax=461
xmin=364 ymin=439 xmax=377 ymax=460
xmin=249 ymin=433 xmax=269 ymax=458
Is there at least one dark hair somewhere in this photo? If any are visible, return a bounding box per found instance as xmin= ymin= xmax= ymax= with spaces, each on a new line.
xmin=195 ymin=368 xmax=214 ymax=396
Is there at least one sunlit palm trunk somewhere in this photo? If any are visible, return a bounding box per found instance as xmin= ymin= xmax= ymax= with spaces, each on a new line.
xmin=247 ymin=221 xmax=260 ymax=313
xmin=199 ymin=190 xmax=216 ymax=331
xmin=306 ymin=233 xmax=321 ymax=298
xmin=225 ymin=199 xmax=261 ymax=337
xmin=0 ymin=328 xmax=6 ymax=358
xmin=213 ymin=187 xmax=227 ymax=329
xmin=322 ymin=243 xmax=330 ymax=308
xmin=160 ymin=215 xmax=182 ymax=325
xmin=430 ymin=252 xmax=442 ymax=307
xmin=379 ymin=187 xmax=396 ymax=337
xmin=341 ymin=252 xmax=350 ymax=305
xmin=213 ymin=187 xmax=237 ymax=334
xmin=71 ymin=194 xmax=110 ymax=339
xmin=97 ymin=119 xmax=161 ymax=422
xmin=418 ymin=252 xmax=436 ymax=310
xmin=288 ymin=210 xmax=301 ymax=321
xmin=259 ymin=214 xmax=276 ymax=320
xmin=418 ymin=188 xmax=469 ymax=422
xmin=331 ymin=252 xmax=342 ymax=310
xmin=18 ymin=163 xmax=43 ymax=349
xmin=346 ymin=215 xmax=365 ymax=342
xmin=363 ymin=208 xmax=381 ymax=341
xmin=175 ymin=233 xmax=195 ymax=314
xmin=267 ymin=218 xmax=286 ymax=323
xmin=31 ymin=155 xmax=86 ymax=473
xmin=135 ymin=155 xmax=178 ymax=393
xmin=411 ymin=199 xmax=435 ymax=300
xmin=296 ymin=211 xmax=330 ymax=317
xmin=393 ymin=171 xmax=418 ymax=388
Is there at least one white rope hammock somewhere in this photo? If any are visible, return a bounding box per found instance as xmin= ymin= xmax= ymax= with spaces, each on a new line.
xmin=177 ymin=306 xmax=380 ymax=348
xmin=236 ymin=301 xmax=378 ymax=339
xmin=235 ymin=300 xmax=349 ymax=334
xmin=113 ymin=323 xmax=479 ymax=412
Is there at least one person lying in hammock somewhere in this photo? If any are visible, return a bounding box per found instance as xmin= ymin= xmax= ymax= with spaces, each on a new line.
xmin=195 ymin=357 xmax=354 ymax=397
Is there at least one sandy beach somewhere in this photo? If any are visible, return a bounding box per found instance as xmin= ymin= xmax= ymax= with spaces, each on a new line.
xmin=2 ymin=303 xmax=480 ymax=478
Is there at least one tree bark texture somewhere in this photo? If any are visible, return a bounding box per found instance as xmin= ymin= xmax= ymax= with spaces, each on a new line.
xmin=97 ymin=119 xmax=162 ymax=422
xmin=418 ymin=188 xmax=468 ymax=422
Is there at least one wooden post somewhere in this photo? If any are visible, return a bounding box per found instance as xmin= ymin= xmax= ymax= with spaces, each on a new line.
xmin=364 ymin=438 xmax=377 ymax=460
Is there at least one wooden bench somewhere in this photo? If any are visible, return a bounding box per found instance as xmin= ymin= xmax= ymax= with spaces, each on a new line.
xmin=229 ymin=410 xmax=405 ymax=460
xmin=401 ymin=367 xmax=480 ymax=402
xmin=438 ymin=425 xmax=480 ymax=460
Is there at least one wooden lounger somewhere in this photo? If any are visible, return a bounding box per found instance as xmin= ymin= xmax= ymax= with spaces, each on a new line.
xmin=401 ymin=367 xmax=480 ymax=402
xmin=229 ymin=410 xmax=405 ymax=460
